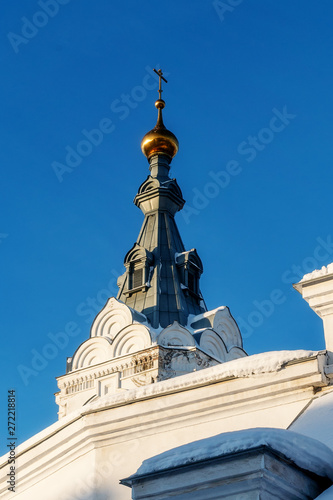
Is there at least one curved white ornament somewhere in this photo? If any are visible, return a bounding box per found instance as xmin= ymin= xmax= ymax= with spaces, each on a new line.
xmin=199 ymin=329 xmax=227 ymax=362
xmin=111 ymin=324 xmax=152 ymax=358
xmin=157 ymin=322 xmax=196 ymax=347
xmin=71 ymin=337 xmax=113 ymax=370
xmin=90 ymin=297 xmax=146 ymax=340
xmin=191 ymin=307 xmax=243 ymax=351
xmin=211 ymin=309 xmax=242 ymax=350
xmin=227 ymin=345 xmax=247 ymax=360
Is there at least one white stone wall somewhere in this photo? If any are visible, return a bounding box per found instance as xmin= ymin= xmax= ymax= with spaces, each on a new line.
xmin=0 ymin=352 xmax=329 ymax=500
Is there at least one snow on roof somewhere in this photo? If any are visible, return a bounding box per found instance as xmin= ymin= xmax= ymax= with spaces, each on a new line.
xmin=188 ymin=306 xmax=227 ymax=324
xmin=95 ymin=349 xmax=316 ymax=406
xmin=174 ymin=250 xmax=192 ymax=262
xmin=88 ymin=349 xmax=318 ymax=409
xmin=290 ymin=389 xmax=333 ymax=451
xmin=300 ymin=263 xmax=333 ymax=283
xmin=133 ymin=428 xmax=333 ymax=480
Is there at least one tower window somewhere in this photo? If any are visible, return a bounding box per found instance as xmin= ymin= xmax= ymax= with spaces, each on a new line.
xmin=123 ymin=243 xmax=154 ymax=296
xmin=175 ymin=249 xmax=203 ymax=301
xmin=132 ymin=267 xmax=143 ymax=289
xmin=187 ymin=271 xmax=196 ymax=293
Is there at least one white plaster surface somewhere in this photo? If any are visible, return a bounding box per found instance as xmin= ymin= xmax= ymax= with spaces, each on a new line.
xmin=295 ymin=263 xmax=333 ymax=358
xmin=0 ymin=350 xmax=329 ymax=500
xmin=291 ymin=389 xmax=333 ymax=451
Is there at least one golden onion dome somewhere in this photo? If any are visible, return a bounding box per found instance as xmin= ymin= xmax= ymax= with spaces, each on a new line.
xmin=141 ymin=98 xmax=179 ymax=160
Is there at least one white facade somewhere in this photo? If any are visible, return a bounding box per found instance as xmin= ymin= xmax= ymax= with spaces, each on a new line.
xmin=0 ymin=338 xmax=333 ymax=498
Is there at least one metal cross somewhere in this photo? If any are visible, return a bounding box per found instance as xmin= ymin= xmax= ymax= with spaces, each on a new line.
xmin=153 ymin=68 xmax=168 ymax=100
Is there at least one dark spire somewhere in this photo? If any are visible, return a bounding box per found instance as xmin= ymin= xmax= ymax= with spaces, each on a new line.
xmin=117 ymin=71 xmax=206 ymax=328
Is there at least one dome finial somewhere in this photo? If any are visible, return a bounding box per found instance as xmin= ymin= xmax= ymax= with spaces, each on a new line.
xmin=153 ymin=68 xmax=167 ymax=127
xmin=141 ymin=68 xmax=179 ymax=161
xmin=154 ymin=68 xmax=167 ymax=102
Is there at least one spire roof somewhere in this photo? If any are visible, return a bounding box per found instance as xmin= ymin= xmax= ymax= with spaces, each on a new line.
xmin=117 ymin=71 xmax=206 ymax=328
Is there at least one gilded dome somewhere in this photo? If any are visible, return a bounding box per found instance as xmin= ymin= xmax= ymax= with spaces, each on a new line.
xmin=141 ymin=99 xmax=179 ymax=160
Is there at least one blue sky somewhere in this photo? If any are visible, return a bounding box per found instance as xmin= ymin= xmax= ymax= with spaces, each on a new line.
xmin=1 ymin=0 xmax=333 ymax=453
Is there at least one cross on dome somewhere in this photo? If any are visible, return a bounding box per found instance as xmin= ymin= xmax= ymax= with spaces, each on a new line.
xmin=153 ymin=68 xmax=168 ymax=101
xmin=141 ymin=67 xmax=179 ymax=160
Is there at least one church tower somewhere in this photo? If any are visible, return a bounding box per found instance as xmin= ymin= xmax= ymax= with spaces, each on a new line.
xmin=117 ymin=69 xmax=205 ymax=328
xmin=55 ymin=70 xmax=246 ymax=419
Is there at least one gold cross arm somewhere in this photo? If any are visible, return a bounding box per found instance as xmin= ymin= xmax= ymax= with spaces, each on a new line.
xmin=153 ymin=68 xmax=167 ymax=100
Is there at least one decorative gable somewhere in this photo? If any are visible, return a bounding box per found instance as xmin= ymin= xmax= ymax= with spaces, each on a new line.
xmin=123 ymin=243 xmax=154 ymax=296
xmin=175 ymin=249 xmax=203 ymax=299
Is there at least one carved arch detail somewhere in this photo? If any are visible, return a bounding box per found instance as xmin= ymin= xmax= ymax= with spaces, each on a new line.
xmin=71 ymin=337 xmax=112 ymax=371
xmin=199 ymin=329 xmax=228 ymax=362
xmin=111 ymin=324 xmax=152 ymax=358
xmin=90 ymin=297 xmax=146 ymax=340
xmin=212 ymin=308 xmax=243 ymax=350
xmin=124 ymin=243 xmax=154 ymax=266
xmin=157 ymin=321 xmax=196 ymax=347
